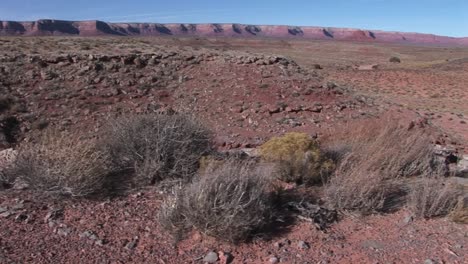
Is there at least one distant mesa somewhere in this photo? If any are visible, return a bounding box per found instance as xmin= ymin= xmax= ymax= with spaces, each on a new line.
xmin=180 ymin=24 xmax=197 ymax=33
xmin=0 ymin=19 xmax=466 ymax=46
xmin=232 ymin=24 xmax=243 ymax=34
xmin=245 ymin=25 xmax=261 ymax=35
xmin=323 ymin=28 xmax=334 ymax=38
xmin=288 ymin=26 xmax=304 ymax=36
xmin=211 ymin=24 xmax=223 ymax=33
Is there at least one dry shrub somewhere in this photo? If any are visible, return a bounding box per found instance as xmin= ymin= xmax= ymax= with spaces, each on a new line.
xmin=0 ymin=148 xmax=18 ymax=189
xmin=389 ymin=56 xmax=401 ymax=63
xmin=408 ymin=177 xmax=462 ymax=218
xmin=259 ymin=132 xmax=334 ymax=185
xmin=325 ymin=116 xmax=445 ymax=213
xmin=101 ymin=114 xmax=212 ymax=185
xmin=11 ymin=130 xmax=110 ymax=197
xmin=450 ymin=195 xmax=468 ymax=224
xmin=159 ymin=159 xmax=277 ymax=243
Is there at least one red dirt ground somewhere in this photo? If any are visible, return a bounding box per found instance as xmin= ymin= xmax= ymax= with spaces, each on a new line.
xmin=1 ymin=189 xmax=467 ymax=263
xmin=0 ymin=37 xmax=467 ymax=263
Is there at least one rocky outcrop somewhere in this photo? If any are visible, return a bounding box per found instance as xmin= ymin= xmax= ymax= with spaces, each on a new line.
xmin=0 ymin=19 xmax=466 ymax=46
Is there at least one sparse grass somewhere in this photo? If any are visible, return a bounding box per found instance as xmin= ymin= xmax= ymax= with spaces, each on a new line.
xmin=10 ymin=130 xmax=110 ymax=197
xmin=159 ymin=159 xmax=277 ymax=243
xmin=408 ymin=177 xmax=462 ymax=218
xmin=259 ymin=132 xmax=334 ymax=185
xmin=324 ymin=116 xmax=445 ymax=214
xmin=101 ymin=113 xmax=212 ymax=186
xmin=450 ymin=195 xmax=468 ymax=224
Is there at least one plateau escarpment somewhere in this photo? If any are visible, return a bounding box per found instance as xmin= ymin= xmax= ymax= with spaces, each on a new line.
xmin=0 ymin=19 xmax=466 ymax=46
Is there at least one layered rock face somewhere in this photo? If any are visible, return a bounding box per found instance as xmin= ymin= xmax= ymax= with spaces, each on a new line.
xmin=0 ymin=19 xmax=466 ymax=46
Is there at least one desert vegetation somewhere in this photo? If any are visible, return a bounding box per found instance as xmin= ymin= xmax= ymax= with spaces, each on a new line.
xmin=100 ymin=113 xmax=212 ymax=186
xmin=324 ymin=117 xmax=449 ymax=214
xmin=259 ymin=132 xmax=334 ymax=185
xmin=159 ymin=159 xmax=277 ymax=243
xmin=2 ymin=113 xmax=463 ymax=236
xmin=8 ymin=130 xmax=110 ymax=197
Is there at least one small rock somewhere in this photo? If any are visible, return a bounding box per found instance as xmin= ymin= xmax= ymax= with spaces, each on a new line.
xmin=0 ymin=211 xmax=13 ymax=218
xmin=125 ymin=237 xmax=139 ymax=250
xmin=218 ymin=251 xmax=233 ymax=264
xmin=11 ymin=203 xmax=24 ymax=211
xmin=44 ymin=208 xmax=63 ymax=223
xmin=0 ymin=207 xmax=8 ymax=214
xmin=269 ymin=256 xmax=279 ymax=263
xmin=14 ymin=213 xmax=29 ymax=222
xmin=297 ymin=241 xmax=310 ymax=250
xmin=203 ymin=251 xmax=218 ymax=263
xmin=80 ymin=230 xmax=99 ymax=241
xmin=424 ymin=259 xmax=436 ymax=264
xmin=403 ymin=215 xmax=414 ymax=224
xmin=56 ymin=226 xmax=72 ymax=236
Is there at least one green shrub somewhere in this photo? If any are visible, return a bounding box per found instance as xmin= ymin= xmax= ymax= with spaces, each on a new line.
xmin=101 ymin=113 xmax=212 ymax=185
xmin=259 ymin=132 xmax=334 ymax=185
xmin=159 ymin=159 xmax=277 ymax=243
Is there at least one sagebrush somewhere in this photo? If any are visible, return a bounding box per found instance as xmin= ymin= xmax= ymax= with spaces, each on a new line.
xmin=159 ymin=159 xmax=277 ymax=243
xmin=11 ymin=130 xmax=110 ymax=197
xmin=101 ymin=113 xmax=212 ymax=185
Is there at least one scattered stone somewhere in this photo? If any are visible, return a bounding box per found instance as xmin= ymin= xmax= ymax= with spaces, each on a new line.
xmin=56 ymin=225 xmax=72 ymax=236
xmin=40 ymin=70 xmax=57 ymax=80
xmin=297 ymin=241 xmax=310 ymax=250
xmin=357 ymin=64 xmax=379 ymax=71
xmin=11 ymin=203 xmax=24 ymax=211
xmin=218 ymin=251 xmax=233 ymax=264
xmin=269 ymin=256 xmax=279 ymax=263
xmin=403 ymin=215 xmax=414 ymax=224
xmin=80 ymin=230 xmax=99 ymax=241
xmin=14 ymin=213 xmax=29 ymax=222
xmin=0 ymin=211 xmax=13 ymax=218
xmin=44 ymin=207 xmax=64 ymax=223
xmin=424 ymin=259 xmax=436 ymax=264
xmin=287 ymin=202 xmax=337 ymax=230
xmin=203 ymin=251 xmax=219 ymax=263
xmin=361 ymin=240 xmax=385 ymax=250
xmin=125 ymin=237 xmax=139 ymax=250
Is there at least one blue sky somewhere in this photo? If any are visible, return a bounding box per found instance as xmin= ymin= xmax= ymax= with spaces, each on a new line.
xmin=1 ymin=0 xmax=467 ymax=37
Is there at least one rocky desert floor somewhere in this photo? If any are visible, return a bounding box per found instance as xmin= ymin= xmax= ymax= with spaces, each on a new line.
xmin=0 ymin=37 xmax=467 ymax=263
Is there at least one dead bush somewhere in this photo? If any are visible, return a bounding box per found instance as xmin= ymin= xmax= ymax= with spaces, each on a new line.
xmin=259 ymin=132 xmax=334 ymax=185
xmin=450 ymin=195 xmax=468 ymax=224
xmin=159 ymin=160 xmax=277 ymax=243
xmin=408 ymin=177 xmax=462 ymax=218
xmin=101 ymin=113 xmax=212 ymax=186
xmin=325 ymin=116 xmax=445 ymax=213
xmin=0 ymin=148 xmax=18 ymax=189
xmin=11 ymin=130 xmax=110 ymax=197
xmin=389 ymin=56 xmax=401 ymax=63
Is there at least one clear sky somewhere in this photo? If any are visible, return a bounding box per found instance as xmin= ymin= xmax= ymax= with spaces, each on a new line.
xmin=1 ymin=0 xmax=467 ymax=37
